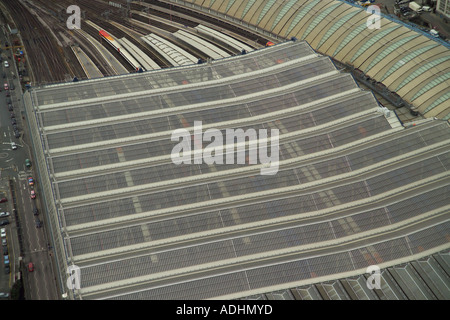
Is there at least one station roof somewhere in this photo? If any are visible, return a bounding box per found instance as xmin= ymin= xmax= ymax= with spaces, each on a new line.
xmin=28 ymin=40 xmax=450 ymax=300
xmin=182 ymin=0 xmax=450 ymax=119
xmin=244 ymin=250 xmax=450 ymax=300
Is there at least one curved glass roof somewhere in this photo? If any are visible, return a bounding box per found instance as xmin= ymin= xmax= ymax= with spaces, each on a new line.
xmin=394 ymin=55 xmax=450 ymax=92
xmin=350 ymin=26 xmax=401 ymax=63
xmin=271 ymin=0 xmax=299 ymax=31
xmin=256 ymin=0 xmax=277 ymax=25
xmin=303 ymin=3 xmax=342 ymax=40
xmin=380 ymin=44 xmax=440 ymax=81
xmin=423 ymin=93 xmax=450 ymax=116
xmin=364 ymin=35 xmax=421 ymax=73
xmin=285 ymin=0 xmax=322 ymax=37
xmin=241 ymin=0 xmax=257 ymax=19
xmin=411 ymin=73 xmax=450 ymax=102
xmin=333 ymin=23 xmax=368 ymax=57
xmin=196 ymin=0 xmax=449 ymax=119
xmin=316 ymin=9 xmax=360 ymax=49
xmin=225 ymin=0 xmax=237 ymax=13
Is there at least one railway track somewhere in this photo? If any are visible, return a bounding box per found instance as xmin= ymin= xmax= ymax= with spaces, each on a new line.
xmin=1 ymin=0 xmax=72 ymax=84
xmin=29 ymin=0 xmax=120 ymax=78
xmin=80 ymin=0 xmax=175 ymax=68
xmin=28 ymin=0 xmax=120 ymax=78
xmin=24 ymin=0 xmax=90 ymax=80
xmin=4 ymin=0 xmax=267 ymax=83
xmin=58 ymin=0 xmax=265 ymax=68
xmin=131 ymin=0 xmax=270 ymax=46
xmin=94 ymin=16 xmax=171 ymax=69
xmin=55 ymin=0 xmax=171 ymax=69
xmin=129 ymin=1 xmax=198 ymax=28
xmin=130 ymin=10 xmax=179 ymax=33
xmin=82 ymin=20 xmax=137 ymax=73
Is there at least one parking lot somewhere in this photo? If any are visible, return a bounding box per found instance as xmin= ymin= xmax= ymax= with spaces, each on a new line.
xmin=0 ymin=184 xmax=13 ymax=297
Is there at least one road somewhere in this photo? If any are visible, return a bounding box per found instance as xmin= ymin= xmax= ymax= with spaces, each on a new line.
xmin=0 ymin=17 xmax=59 ymax=299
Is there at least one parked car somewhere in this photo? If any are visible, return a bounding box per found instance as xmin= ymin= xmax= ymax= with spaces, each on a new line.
xmin=8 ymin=104 xmax=13 ymax=111
xmin=14 ymin=130 xmax=20 ymax=138
xmin=3 ymin=266 xmax=9 ymax=275
xmin=0 ymin=228 xmax=5 ymax=238
xmin=3 ymin=256 xmax=8 ymax=266
xmin=0 ymin=220 xmax=9 ymax=226
xmin=9 ymin=83 xmax=14 ymax=90
xmin=3 ymin=83 xmax=8 ymax=90
xmin=30 ymin=190 xmax=36 ymax=199
xmin=0 ymin=212 xmax=10 ymax=218
xmin=28 ymin=262 xmax=34 ymax=272
xmin=1 ymin=239 xmax=6 ymax=246
xmin=0 ymin=198 xmax=6 ymax=203
xmin=2 ymin=246 xmax=7 ymax=256
xmin=32 ymin=207 xmax=39 ymax=216
xmin=25 ymin=159 xmax=31 ymax=167
xmin=3 ymin=61 xmax=8 ymax=68
xmin=11 ymin=142 xmax=17 ymax=150
xmin=11 ymin=118 xmax=16 ymax=125
xmin=28 ymin=177 xmax=34 ymax=186
xmin=35 ymin=219 xmax=41 ymax=228
xmin=430 ymin=29 xmax=439 ymax=38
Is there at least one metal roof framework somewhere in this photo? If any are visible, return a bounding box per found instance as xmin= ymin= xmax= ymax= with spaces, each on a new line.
xmin=178 ymin=0 xmax=450 ymax=119
xmin=258 ymin=250 xmax=450 ymax=300
xmin=25 ymin=41 xmax=450 ymax=300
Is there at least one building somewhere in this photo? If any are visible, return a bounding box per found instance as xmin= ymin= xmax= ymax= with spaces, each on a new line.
xmin=437 ymin=0 xmax=450 ymax=17
xmin=176 ymin=0 xmax=450 ymax=119
xmin=24 ymin=39 xmax=450 ymax=299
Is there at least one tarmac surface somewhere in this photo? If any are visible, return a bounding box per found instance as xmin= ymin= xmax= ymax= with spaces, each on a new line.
xmin=0 ymin=18 xmax=59 ymax=300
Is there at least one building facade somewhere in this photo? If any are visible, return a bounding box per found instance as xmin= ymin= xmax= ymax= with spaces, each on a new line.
xmin=437 ymin=0 xmax=450 ymax=17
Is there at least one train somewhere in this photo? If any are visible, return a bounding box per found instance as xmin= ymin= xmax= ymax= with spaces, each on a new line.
xmin=98 ymin=29 xmax=143 ymax=72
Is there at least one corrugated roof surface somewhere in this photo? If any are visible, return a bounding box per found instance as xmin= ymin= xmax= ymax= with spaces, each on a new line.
xmin=180 ymin=0 xmax=450 ymax=119
xmin=25 ymin=40 xmax=449 ymax=300
xmin=258 ymin=250 xmax=450 ymax=300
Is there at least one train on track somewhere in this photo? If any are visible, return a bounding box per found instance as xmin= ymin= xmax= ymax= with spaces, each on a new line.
xmin=98 ymin=29 xmax=143 ymax=72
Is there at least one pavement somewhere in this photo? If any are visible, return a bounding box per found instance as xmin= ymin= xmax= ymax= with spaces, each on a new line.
xmin=71 ymin=46 xmax=103 ymax=79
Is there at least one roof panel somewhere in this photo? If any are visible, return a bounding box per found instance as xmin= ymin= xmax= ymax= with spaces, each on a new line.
xmin=25 ymin=40 xmax=450 ymax=300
